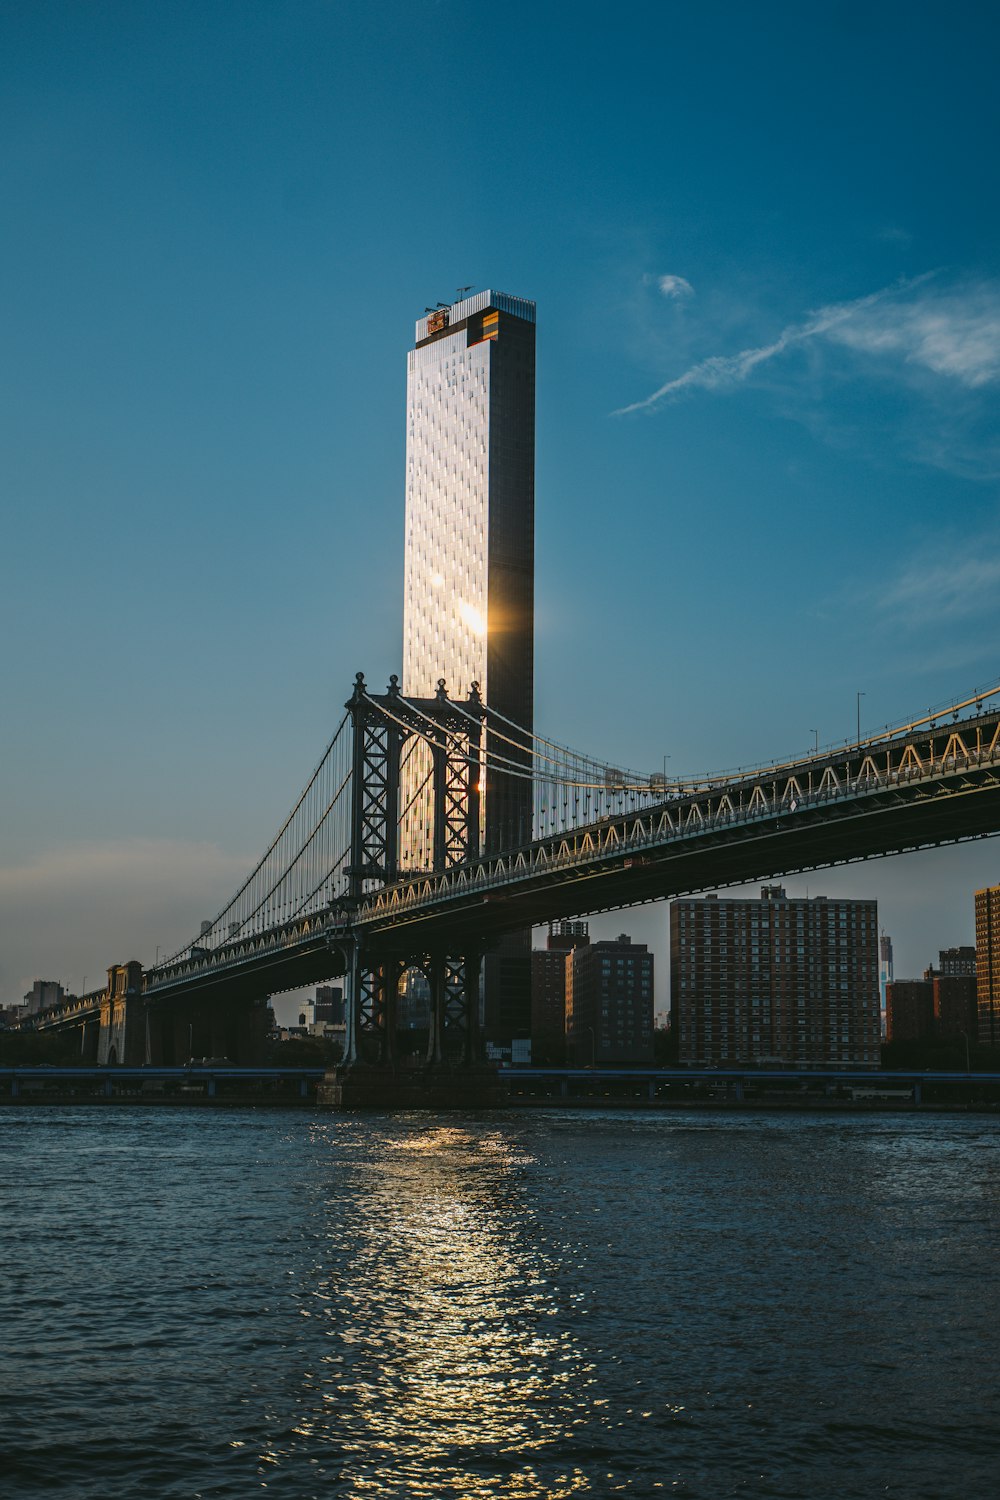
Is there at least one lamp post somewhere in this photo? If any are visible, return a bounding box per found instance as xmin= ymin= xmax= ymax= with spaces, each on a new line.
xmin=810 ymin=729 xmax=819 ymax=754
xmin=856 ymin=691 xmax=866 ymax=746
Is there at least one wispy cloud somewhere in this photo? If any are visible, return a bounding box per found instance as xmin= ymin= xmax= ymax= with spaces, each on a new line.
xmin=826 ymin=283 xmax=1000 ymax=388
xmin=876 ymin=225 xmax=913 ymax=246
xmin=877 ymin=546 xmax=1000 ymax=626
xmin=657 ymin=273 xmax=694 ymax=300
xmin=614 ymin=274 xmax=935 ymax=415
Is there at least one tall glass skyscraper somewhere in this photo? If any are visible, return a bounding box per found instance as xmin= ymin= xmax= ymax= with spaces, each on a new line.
xmin=402 ymin=289 xmax=536 ymax=1047
xmin=402 ymin=289 xmax=536 ymax=855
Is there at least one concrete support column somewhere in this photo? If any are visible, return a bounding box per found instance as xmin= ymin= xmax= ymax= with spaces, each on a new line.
xmin=381 ymin=964 xmax=398 ymax=1068
xmin=462 ymin=951 xmax=482 ymax=1066
xmin=426 ymin=955 xmax=445 ymax=1067
xmin=343 ymin=941 xmax=363 ymax=1065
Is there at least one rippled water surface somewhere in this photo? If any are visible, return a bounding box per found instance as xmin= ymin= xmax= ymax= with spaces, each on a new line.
xmin=3 ymin=1107 xmax=999 ymax=1498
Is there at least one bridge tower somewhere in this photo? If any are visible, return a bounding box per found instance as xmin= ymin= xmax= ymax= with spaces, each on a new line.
xmin=320 ymin=674 xmax=504 ymax=1108
xmin=97 ymin=961 xmax=145 ymax=1066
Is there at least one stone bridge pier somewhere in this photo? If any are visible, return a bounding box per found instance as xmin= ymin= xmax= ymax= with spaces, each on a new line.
xmin=319 ymin=936 xmax=504 ymax=1108
xmin=97 ymin=962 xmax=146 ymax=1066
xmin=77 ymin=962 xmax=271 ymax=1066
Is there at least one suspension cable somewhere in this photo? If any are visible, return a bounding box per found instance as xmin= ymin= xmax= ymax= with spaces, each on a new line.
xmin=481 ymin=700 xmax=654 ymax=784
xmin=227 ymin=768 xmax=353 ymax=937
xmin=224 ymin=712 xmax=349 ymax=908
xmin=362 ymin=693 xmax=543 ymax=784
xmin=370 ymin=692 xmax=630 ymax=789
xmin=164 ymin=712 xmax=350 ymax=959
xmin=287 ymin=845 xmax=351 ymax=920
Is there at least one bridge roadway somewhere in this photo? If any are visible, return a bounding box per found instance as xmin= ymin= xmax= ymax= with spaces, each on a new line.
xmin=143 ymin=700 xmax=1000 ymax=1006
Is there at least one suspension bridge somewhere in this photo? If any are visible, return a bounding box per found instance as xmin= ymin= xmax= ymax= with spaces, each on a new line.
xmin=22 ymin=672 xmax=1000 ymax=1103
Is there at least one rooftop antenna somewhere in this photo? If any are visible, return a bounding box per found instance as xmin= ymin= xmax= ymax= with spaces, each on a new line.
xmin=456 ymin=284 xmax=473 ymax=299
xmin=436 ymin=301 xmax=449 ymax=309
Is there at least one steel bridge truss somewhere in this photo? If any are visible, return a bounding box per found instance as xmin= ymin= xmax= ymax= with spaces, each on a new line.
xmin=359 ymin=701 xmax=1000 ymax=943
xmin=139 ymin=678 xmax=1000 ymax=1085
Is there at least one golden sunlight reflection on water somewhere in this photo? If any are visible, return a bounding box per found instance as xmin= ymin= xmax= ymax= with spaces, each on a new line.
xmin=272 ymin=1123 xmax=598 ymax=1496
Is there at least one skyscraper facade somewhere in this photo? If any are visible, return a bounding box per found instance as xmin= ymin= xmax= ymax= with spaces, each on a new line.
xmin=402 ymin=289 xmax=535 ymax=854
xmin=402 ymin=289 xmax=536 ymax=1044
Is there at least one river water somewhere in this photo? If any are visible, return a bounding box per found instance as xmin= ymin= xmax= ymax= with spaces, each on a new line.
xmin=2 ymin=1107 xmax=998 ymax=1498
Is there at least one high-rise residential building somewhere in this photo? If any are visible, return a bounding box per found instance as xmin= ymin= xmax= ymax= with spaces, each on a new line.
xmin=919 ymin=947 xmax=977 ymax=1044
xmin=670 ymin=887 xmax=880 ymax=1068
xmin=932 ymin=975 xmax=978 ymax=1041
xmin=566 ymin=934 xmax=654 ymax=1065
xmin=974 ymin=885 xmax=1000 ymax=1045
xmin=884 ymin=970 xmax=977 ymax=1044
xmin=885 ymin=980 xmax=934 ymax=1042
xmin=531 ymin=921 xmax=591 ymax=1065
xmin=401 ymin=289 xmax=536 ymax=1046
xmin=927 ymin=946 xmax=977 ymax=977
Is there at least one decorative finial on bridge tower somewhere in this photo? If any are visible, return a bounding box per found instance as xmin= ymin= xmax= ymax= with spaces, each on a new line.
xmin=348 ymin=672 xmax=367 ymax=709
xmin=387 ymin=674 xmax=402 ymax=699
xmin=435 ymin=678 xmax=449 ymax=705
xmin=468 ymin=681 xmax=484 ymax=714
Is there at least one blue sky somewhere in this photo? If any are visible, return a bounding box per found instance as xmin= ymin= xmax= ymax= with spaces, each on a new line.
xmin=3 ymin=0 xmax=1000 ymax=1012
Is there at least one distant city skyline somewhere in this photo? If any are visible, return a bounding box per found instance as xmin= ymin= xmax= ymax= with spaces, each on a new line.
xmin=3 ymin=3 xmax=1000 ymax=1013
